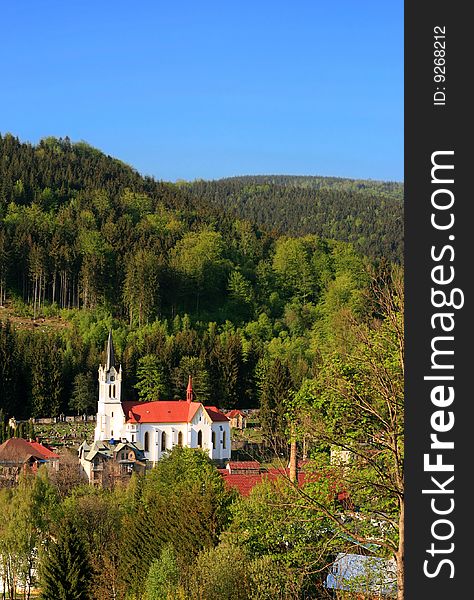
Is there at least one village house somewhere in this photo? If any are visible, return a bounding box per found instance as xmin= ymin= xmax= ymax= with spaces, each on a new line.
xmin=78 ymin=439 xmax=146 ymax=486
xmin=0 ymin=437 xmax=59 ymax=482
xmin=218 ymin=460 xmax=310 ymax=496
xmin=225 ymin=409 xmax=247 ymax=429
xmin=79 ymin=332 xmax=231 ymax=482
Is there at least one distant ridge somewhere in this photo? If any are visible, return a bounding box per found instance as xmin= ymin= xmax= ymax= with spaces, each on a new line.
xmin=0 ymin=133 xmax=403 ymax=262
xmin=183 ymin=175 xmax=403 ymax=263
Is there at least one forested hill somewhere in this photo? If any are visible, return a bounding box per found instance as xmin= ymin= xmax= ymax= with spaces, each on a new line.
xmin=0 ymin=133 xmax=210 ymax=213
xmin=184 ymin=175 xmax=403 ymax=263
xmin=0 ymin=133 xmax=403 ymax=421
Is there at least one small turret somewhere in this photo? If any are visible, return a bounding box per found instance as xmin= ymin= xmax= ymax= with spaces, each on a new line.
xmin=186 ymin=375 xmax=194 ymax=403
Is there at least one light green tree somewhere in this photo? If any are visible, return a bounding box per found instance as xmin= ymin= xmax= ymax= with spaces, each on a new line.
xmin=287 ymin=268 xmax=404 ymax=600
xmin=186 ymin=542 xmax=249 ymax=600
xmin=135 ymin=354 xmax=167 ymax=402
xmin=145 ymin=544 xmax=180 ymax=600
xmin=0 ymin=472 xmax=58 ymax=600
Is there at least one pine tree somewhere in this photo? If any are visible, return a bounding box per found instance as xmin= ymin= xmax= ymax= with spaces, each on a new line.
xmin=40 ymin=519 xmax=91 ymax=600
xmin=69 ymin=373 xmax=96 ymax=415
xmin=259 ymin=358 xmax=293 ymax=453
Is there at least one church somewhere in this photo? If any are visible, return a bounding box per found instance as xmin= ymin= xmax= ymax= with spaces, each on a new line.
xmin=80 ymin=332 xmax=231 ymax=482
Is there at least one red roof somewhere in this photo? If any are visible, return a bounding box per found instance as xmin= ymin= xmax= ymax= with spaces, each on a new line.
xmin=204 ymin=406 xmax=229 ymax=422
xmin=29 ymin=441 xmax=60 ymax=459
xmin=219 ymin=468 xmax=308 ymax=496
xmin=0 ymin=438 xmax=59 ymax=463
xmin=123 ymin=400 xmax=201 ymax=424
xmin=226 ymin=409 xmax=246 ymax=418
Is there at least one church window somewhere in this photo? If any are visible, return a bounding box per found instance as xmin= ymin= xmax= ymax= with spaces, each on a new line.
xmin=113 ymin=384 xmax=116 ymax=397
xmin=144 ymin=432 xmax=149 ymax=452
xmin=178 ymin=431 xmax=183 ymax=447
xmin=132 ymin=434 xmax=135 ymax=442
xmin=212 ymin=431 xmax=216 ymax=450
xmin=161 ymin=431 xmax=166 ymax=451
xmin=109 ymin=386 xmax=112 ymax=398
xmin=197 ymin=430 xmax=202 ymax=448
xmin=111 ymin=430 xmax=114 ymax=438
xmin=222 ymin=431 xmax=227 ymax=449
xmin=111 ymin=412 xmax=114 ymax=418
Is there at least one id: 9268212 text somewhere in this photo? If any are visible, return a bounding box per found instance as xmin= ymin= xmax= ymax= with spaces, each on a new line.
xmin=433 ymin=26 xmax=446 ymax=106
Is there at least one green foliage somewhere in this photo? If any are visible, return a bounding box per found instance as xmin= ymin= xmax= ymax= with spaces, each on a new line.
xmin=172 ymin=355 xmax=211 ymax=402
xmin=186 ymin=542 xmax=249 ymax=600
xmin=69 ymin=372 xmax=97 ymax=415
xmin=247 ymin=555 xmax=304 ymax=600
xmin=0 ymin=471 xmax=59 ymax=599
xmin=135 ymin=354 xmax=167 ymax=401
xmin=145 ymin=544 xmax=180 ymax=600
xmin=120 ymin=447 xmax=234 ymax=598
xmin=287 ymin=270 xmax=404 ymax=560
xmin=0 ymin=135 xmax=400 ymax=422
xmin=123 ymin=249 xmax=161 ymax=326
xmin=258 ymin=358 xmax=293 ymax=450
xmin=186 ymin=175 xmax=403 ymax=263
xmin=228 ymin=478 xmax=336 ymax=596
xmin=40 ymin=517 xmax=92 ymax=600
xmin=61 ymin=487 xmax=126 ymax=600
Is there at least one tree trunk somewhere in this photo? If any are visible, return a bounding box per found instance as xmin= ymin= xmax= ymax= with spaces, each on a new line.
xmin=52 ymin=270 xmax=57 ymax=304
xmin=289 ymin=438 xmax=297 ymax=483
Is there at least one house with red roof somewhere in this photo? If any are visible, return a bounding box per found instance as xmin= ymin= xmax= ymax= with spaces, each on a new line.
xmin=225 ymin=409 xmax=247 ymax=429
xmin=0 ymin=437 xmax=59 ymax=481
xmin=218 ymin=460 xmax=309 ymax=496
xmin=81 ymin=333 xmax=231 ymax=481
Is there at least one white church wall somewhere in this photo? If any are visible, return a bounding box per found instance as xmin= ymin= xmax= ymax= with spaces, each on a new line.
xmin=211 ymin=422 xmax=231 ymax=461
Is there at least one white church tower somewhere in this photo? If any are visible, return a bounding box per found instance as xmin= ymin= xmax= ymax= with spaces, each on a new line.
xmin=94 ymin=331 xmax=125 ymax=441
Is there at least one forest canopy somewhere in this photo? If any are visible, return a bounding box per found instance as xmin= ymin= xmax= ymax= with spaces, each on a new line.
xmin=0 ymin=133 xmax=401 ymax=425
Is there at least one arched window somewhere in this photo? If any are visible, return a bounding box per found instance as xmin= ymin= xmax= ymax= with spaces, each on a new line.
xmin=161 ymin=431 xmax=166 ymax=452
xmin=211 ymin=431 xmax=216 ymax=450
xmin=222 ymin=430 xmax=226 ymax=449
xmin=197 ymin=430 xmax=202 ymax=448
xmin=144 ymin=432 xmax=149 ymax=452
xmin=178 ymin=431 xmax=183 ymax=447
xmin=113 ymin=384 xmax=116 ymax=397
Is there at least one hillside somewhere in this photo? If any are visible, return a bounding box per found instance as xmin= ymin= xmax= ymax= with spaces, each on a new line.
xmin=184 ymin=175 xmax=403 ymax=263
xmin=1 ymin=133 xmax=400 ymax=425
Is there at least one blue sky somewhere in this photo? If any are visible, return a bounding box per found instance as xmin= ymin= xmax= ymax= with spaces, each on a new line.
xmin=0 ymin=1 xmax=403 ymax=182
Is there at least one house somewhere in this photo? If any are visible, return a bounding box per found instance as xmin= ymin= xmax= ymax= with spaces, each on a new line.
xmin=326 ymin=553 xmax=397 ymax=598
xmin=80 ymin=332 xmax=231 ymax=482
xmin=0 ymin=437 xmax=59 ymax=481
xmin=225 ymin=409 xmax=247 ymax=429
xmin=218 ymin=460 xmax=309 ymax=496
xmin=78 ymin=439 xmax=146 ymax=486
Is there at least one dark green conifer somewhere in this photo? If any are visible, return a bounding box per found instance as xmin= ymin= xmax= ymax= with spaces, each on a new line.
xmin=40 ymin=519 xmax=91 ymax=600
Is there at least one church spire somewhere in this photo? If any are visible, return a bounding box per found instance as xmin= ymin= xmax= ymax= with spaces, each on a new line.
xmin=105 ymin=330 xmax=115 ymax=372
xmin=186 ymin=375 xmax=193 ymax=403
